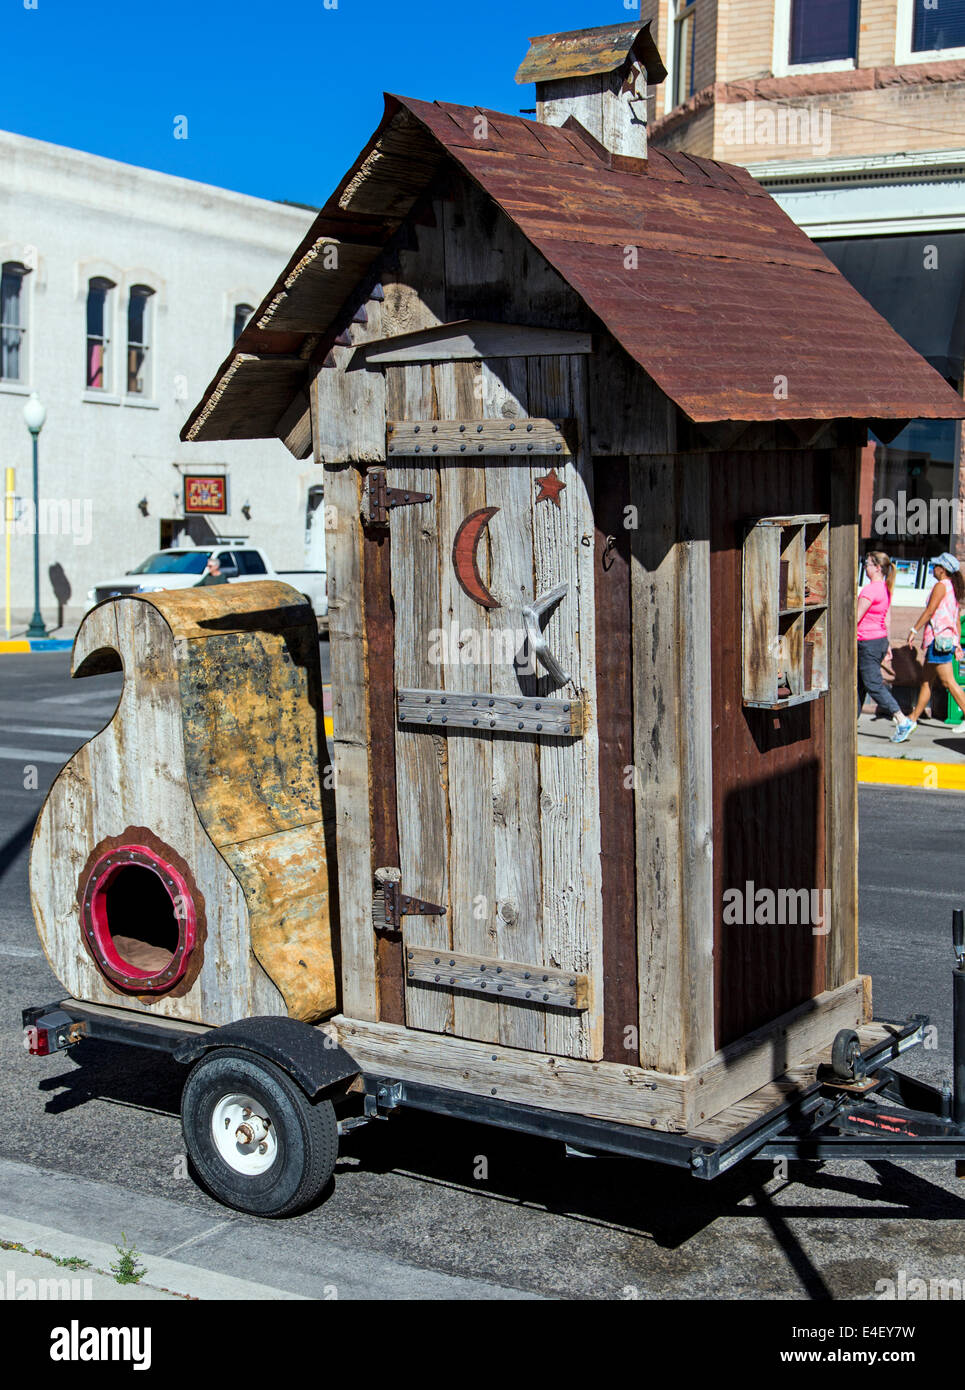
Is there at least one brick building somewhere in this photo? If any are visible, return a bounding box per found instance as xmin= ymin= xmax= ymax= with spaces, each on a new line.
xmin=642 ymin=0 xmax=965 ymax=576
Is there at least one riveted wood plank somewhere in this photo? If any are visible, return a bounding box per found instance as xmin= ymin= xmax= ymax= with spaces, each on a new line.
xmin=386 ymin=417 xmax=573 ymax=457
xmin=405 ymin=947 xmax=588 ymax=1009
xmin=397 ymin=688 xmax=583 ymax=736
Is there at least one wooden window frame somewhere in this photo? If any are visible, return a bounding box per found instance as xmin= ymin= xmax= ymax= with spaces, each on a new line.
xmin=742 ymin=513 xmax=830 ymax=709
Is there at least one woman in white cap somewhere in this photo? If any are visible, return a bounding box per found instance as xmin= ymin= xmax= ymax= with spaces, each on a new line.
xmin=895 ymin=552 xmax=965 ymax=741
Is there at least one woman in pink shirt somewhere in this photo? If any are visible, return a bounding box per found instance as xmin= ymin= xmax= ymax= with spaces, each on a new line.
xmin=857 ymin=551 xmax=912 ymax=741
xmin=897 ymin=552 xmax=965 ymax=742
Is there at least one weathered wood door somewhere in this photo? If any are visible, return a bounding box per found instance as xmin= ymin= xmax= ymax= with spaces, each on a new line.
xmin=384 ymin=356 xmax=603 ymax=1060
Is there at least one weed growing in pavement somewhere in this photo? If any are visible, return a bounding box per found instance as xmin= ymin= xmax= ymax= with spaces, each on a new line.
xmin=110 ymin=1234 xmax=146 ymax=1285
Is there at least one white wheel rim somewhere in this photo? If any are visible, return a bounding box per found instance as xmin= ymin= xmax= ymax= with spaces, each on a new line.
xmin=211 ymin=1092 xmax=279 ymax=1176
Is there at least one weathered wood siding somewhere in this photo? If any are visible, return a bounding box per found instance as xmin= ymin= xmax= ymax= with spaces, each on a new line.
xmin=30 ymin=583 xmax=335 ymax=1026
xmin=709 ymin=450 xmax=844 ymax=1047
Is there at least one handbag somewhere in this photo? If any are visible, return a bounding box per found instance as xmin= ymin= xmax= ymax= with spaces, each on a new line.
xmin=934 ymin=630 xmax=956 ymax=655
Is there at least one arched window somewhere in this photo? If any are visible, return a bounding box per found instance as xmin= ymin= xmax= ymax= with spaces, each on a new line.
xmin=233 ymin=303 xmax=254 ymax=342
xmin=1 ymin=262 xmax=28 ymax=383
xmin=86 ymin=276 xmax=115 ymax=390
xmin=127 ymin=284 xmax=154 ymax=395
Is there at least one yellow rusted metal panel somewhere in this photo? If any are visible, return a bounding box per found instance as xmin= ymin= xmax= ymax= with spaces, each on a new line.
xmin=515 ymin=21 xmax=667 ymax=85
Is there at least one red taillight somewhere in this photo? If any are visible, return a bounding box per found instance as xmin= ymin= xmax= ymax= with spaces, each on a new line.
xmin=23 ymin=1024 xmax=50 ymax=1057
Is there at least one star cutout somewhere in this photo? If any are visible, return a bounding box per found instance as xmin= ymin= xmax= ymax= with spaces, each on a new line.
xmin=535 ymin=467 xmax=566 ymax=508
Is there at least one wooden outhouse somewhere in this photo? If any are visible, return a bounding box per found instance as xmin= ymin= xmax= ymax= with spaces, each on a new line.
xmin=70 ymin=23 xmax=965 ymax=1137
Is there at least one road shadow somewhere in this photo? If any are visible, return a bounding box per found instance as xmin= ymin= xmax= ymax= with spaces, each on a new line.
xmin=44 ymin=1041 xmax=965 ymax=1295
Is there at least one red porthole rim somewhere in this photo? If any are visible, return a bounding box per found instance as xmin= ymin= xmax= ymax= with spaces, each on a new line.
xmin=80 ymin=842 xmax=197 ymax=993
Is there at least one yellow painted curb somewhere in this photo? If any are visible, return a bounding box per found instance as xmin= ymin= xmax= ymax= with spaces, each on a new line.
xmin=858 ymin=754 xmax=965 ymax=792
xmin=0 ymin=640 xmax=31 ymax=653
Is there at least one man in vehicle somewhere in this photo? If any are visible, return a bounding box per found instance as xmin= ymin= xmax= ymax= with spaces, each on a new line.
xmin=194 ymin=554 xmax=228 ymax=586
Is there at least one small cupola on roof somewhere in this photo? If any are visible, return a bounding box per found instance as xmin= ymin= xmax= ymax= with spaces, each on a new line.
xmin=515 ymin=21 xmax=667 ymax=159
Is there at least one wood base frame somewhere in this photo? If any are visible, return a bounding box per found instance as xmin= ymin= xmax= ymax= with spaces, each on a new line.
xmin=329 ymin=975 xmax=869 ymax=1133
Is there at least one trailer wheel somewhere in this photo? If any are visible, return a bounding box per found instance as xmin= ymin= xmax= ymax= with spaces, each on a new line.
xmin=831 ymin=1028 xmax=862 ymax=1081
xmin=181 ymin=1048 xmax=338 ymax=1217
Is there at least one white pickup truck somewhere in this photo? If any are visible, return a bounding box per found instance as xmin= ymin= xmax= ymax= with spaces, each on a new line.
xmin=87 ymin=545 xmax=328 ymax=625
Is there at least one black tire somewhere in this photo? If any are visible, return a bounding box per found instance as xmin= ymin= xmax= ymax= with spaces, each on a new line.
xmin=830 ymin=1028 xmax=862 ymax=1081
xmin=181 ymin=1048 xmax=338 ymax=1217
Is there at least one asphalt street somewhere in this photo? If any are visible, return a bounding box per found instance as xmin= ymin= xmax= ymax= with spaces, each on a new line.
xmin=1 ymin=651 xmax=965 ymax=1300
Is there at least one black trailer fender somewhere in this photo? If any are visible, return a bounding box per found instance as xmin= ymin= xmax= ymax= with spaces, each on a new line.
xmin=172 ymin=1017 xmax=360 ymax=1100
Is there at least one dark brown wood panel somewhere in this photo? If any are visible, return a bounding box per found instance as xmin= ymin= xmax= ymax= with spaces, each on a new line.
xmin=362 ymin=516 xmax=404 ymax=1025
xmin=594 ymin=459 xmax=639 ymax=1062
xmin=710 ymin=450 xmax=831 ymax=1047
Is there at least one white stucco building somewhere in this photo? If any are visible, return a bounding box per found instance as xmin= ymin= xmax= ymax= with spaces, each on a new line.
xmin=0 ymin=129 xmax=317 ymax=626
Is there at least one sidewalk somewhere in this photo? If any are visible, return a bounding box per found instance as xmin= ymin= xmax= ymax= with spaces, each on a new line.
xmin=0 ymin=621 xmax=76 ymax=654
xmin=0 ymin=1157 xmax=540 ymax=1301
xmin=858 ymin=707 xmax=965 ymax=790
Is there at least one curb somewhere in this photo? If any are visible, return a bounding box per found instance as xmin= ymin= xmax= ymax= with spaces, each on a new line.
xmin=0 ymin=638 xmax=74 ymax=653
xmin=857 ymin=754 xmax=965 ymax=792
xmin=0 ymin=1216 xmax=306 ymax=1301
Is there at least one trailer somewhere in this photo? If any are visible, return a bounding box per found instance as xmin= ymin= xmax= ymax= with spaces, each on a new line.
xmin=23 ymin=21 xmax=965 ymax=1217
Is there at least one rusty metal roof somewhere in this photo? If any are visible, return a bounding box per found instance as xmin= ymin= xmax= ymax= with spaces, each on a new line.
xmin=515 ymin=21 xmax=667 ymax=86
xmin=182 ymin=94 xmax=965 ymax=441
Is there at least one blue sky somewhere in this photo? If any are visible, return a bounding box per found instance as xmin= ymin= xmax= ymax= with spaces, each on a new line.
xmin=3 ymin=0 xmax=638 ymax=206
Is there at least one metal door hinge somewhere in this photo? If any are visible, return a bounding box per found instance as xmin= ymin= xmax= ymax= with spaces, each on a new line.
xmin=367 ymin=469 xmax=432 ymax=527
xmin=382 ymin=879 xmax=447 ymax=931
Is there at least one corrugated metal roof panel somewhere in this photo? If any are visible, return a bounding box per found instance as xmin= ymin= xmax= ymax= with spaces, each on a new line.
xmin=182 ymin=94 xmax=965 ymax=440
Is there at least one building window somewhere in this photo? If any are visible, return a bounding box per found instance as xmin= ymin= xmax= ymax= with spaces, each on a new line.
xmin=913 ymin=0 xmax=965 ymax=51
xmin=789 ymin=0 xmax=859 ymax=65
xmin=86 ymin=277 xmax=114 ymax=390
xmin=127 ymin=285 xmax=154 ymax=395
xmin=1 ymin=262 xmax=27 ymax=383
xmin=233 ymin=303 xmax=254 ymax=341
xmin=673 ymin=1 xmax=697 ymax=106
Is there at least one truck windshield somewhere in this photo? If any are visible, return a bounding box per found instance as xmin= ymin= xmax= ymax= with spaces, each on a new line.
xmin=131 ymin=552 xmax=211 ymax=575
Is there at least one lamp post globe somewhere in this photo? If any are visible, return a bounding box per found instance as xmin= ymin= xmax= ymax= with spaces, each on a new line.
xmin=23 ymin=393 xmax=47 ymax=436
xmin=23 ymin=393 xmax=47 ymax=639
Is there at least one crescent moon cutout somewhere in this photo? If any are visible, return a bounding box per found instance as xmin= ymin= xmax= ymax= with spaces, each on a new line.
xmin=452 ymin=507 xmax=501 ymax=610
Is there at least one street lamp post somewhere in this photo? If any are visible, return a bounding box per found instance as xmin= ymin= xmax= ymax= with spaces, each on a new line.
xmin=23 ymin=392 xmax=47 ymax=639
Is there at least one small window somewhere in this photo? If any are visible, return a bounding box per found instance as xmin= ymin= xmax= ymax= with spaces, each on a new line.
xmin=742 ymin=515 xmax=830 ymax=709
xmin=233 ymin=303 xmax=254 ymax=341
xmin=913 ymin=0 xmax=965 ymax=51
xmin=127 ymin=285 xmax=154 ymax=395
xmin=789 ymin=0 xmax=859 ymax=65
xmin=86 ymin=277 xmax=114 ymax=390
xmin=216 ymin=551 xmax=239 ymax=573
xmin=673 ymin=1 xmax=697 ymax=105
xmin=236 ymin=551 xmax=267 ymax=576
xmin=1 ymin=262 xmax=27 ymax=383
